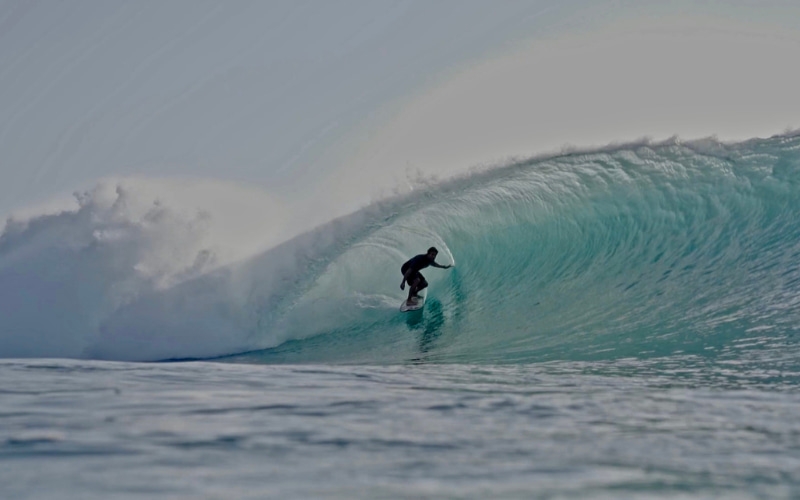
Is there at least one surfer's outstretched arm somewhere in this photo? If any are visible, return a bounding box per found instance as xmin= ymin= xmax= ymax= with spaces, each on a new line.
xmin=431 ymin=262 xmax=452 ymax=269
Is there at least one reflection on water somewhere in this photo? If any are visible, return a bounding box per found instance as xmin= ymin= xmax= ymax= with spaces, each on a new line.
xmin=406 ymin=298 xmax=445 ymax=360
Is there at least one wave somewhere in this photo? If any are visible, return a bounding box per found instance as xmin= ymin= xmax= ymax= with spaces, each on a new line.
xmin=2 ymin=134 xmax=800 ymax=363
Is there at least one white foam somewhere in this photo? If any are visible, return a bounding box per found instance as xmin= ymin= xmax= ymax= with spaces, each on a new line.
xmin=0 ymin=178 xmax=288 ymax=360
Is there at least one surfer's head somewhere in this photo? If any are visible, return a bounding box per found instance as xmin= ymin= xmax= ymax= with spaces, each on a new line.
xmin=427 ymin=247 xmax=438 ymax=258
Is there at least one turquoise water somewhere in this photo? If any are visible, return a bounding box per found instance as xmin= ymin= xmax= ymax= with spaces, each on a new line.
xmin=236 ymin=134 xmax=800 ymax=366
xmin=2 ymin=134 xmax=800 ymax=497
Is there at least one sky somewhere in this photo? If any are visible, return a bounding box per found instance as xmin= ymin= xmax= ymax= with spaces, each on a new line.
xmin=1 ymin=0 xmax=799 ymax=234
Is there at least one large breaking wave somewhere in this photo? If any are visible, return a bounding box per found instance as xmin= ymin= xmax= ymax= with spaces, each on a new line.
xmin=2 ymin=134 xmax=800 ymax=363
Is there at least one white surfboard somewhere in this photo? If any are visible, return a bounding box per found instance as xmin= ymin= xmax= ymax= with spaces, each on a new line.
xmin=400 ymin=292 xmax=426 ymax=312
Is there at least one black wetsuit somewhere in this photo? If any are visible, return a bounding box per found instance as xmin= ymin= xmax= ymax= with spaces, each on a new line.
xmin=401 ymin=254 xmax=433 ymax=289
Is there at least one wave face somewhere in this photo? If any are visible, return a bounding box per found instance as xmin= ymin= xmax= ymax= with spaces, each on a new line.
xmin=3 ymin=134 xmax=800 ymax=363
xmin=245 ymin=134 xmax=800 ymax=364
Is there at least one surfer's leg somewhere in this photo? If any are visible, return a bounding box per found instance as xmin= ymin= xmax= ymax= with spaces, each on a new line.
xmin=407 ymin=276 xmax=420 ymax=303
xmin=415 ymin=275 xmax=428 ymax=296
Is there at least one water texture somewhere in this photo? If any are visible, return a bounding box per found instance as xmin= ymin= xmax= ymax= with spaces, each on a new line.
xmin=2 ymin=134 xmax=800 ymax=498
xmin=1 ymin=359 xmax=799 ymax=499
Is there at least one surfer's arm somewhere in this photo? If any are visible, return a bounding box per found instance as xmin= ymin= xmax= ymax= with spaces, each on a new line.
xmin=401 ymin=269 xmax=414 ymax=289
xmin=431 ymin=262 xmax=452 ymax=269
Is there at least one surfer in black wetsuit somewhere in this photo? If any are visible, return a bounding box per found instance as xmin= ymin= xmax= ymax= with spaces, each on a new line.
xmin=401 ymin=247 xmax=451 ymax=306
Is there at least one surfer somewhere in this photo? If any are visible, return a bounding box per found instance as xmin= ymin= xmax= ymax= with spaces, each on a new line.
xmin=401 ymin=247 xmax=451 ymax=306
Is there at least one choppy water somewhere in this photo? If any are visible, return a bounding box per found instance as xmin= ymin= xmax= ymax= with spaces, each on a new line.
xmin=3 ymin=134 xmax=800 ymax=497
xmin=2 ymin=359 xmax=799 ymax=499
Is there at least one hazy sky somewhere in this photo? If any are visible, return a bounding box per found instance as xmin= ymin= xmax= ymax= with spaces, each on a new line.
xmin=2 ymin=0 xmax=799 ymax=224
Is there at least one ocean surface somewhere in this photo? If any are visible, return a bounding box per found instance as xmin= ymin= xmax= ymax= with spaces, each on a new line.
xmin=2 ymin=134 xmax=800 ymax=498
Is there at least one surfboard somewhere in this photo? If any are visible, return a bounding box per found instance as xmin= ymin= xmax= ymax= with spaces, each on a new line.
xmin=400 ymin=292 xmax=426 ymax=312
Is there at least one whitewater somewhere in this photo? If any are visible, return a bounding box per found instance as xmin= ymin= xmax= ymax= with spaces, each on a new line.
xmin=3 ymin=134 xmax=800 ymax=498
